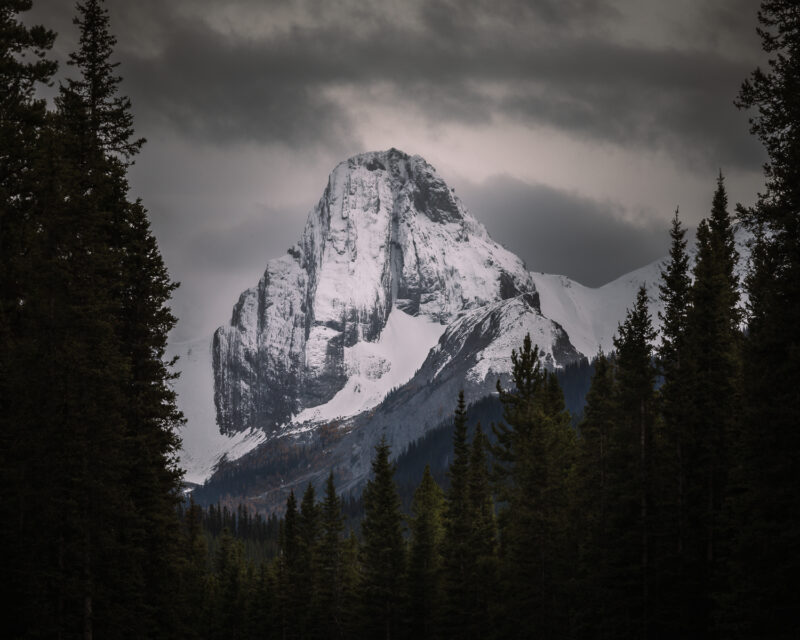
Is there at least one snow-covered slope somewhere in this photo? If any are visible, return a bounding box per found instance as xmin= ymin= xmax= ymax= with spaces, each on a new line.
xmin=292 ymin=307 xmax=445 ymax=426
xmin=531 ymin=259 xmax=665 ymax=357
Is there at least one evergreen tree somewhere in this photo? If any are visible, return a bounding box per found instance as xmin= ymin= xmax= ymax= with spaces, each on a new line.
xmin=658 ymin=209 xmax=692 ymax=378
xmin=0 ymin=0 xmax=56 ymax=343
xmin=731 ymin=3 xmax=800 ymax=634
xmin=247 ymin=562 xmax=276 ymax=640
xmin=441 ymin=390 xmax=473 ymax=638
xmin=572 ymin=352 xmax=616 ymax=638
xmin=179 ymin=499 xmax=210 ymax=639
xmin=606 ymin=285 xmax=657 ymax=639
xmin=278 ymin=490 xmax=300 ymax=640
xmin=0 ymin=4 xmax=59 ymax=635
xmin=208 ymin=528 xmax=250 ymax=640
xmin=298 ymin=483 xmax=321 ymax=639
xmin=407 ymin=465 xmax=446 ymax=640
xmin=493 ymin=334 xmax=576 ymax=639
xmin=465 ymin=426 xmax=498 ymax=639
xmin=318 ymin=473 xmax=346 ymax=639
xmin=54 ymin=2 xmax=184 ymax=635
xmin=360 ymin=437 xmax=406 ymax=640
xmin=680 ymin=175 xmax=741 ymax=635
xmin=339 ymin=530 xmax=362 ymax=640
xmin=655 ymin=209 xmax=694 ymax=633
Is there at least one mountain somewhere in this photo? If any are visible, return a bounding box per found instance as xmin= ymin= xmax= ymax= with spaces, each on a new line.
xmin=170 ymin=149 xmax=749 ymax=509
xmin=211 ymin=149 xmax=564 ymax=440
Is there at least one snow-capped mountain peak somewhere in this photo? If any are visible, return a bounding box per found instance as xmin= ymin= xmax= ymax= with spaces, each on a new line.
xmin=212 ymin=149 xmax=540 ymax=438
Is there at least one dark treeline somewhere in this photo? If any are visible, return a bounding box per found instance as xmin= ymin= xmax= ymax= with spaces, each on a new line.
xmin=2 ymin=1 xmax=799 ymax=639
xmin=1 ymin=0 xmax=186 ymax=638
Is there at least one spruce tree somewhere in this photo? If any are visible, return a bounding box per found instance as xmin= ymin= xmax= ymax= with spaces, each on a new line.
xmin=493 ymin=334 xmax=576 ymax=639
xmin=53 ymin=2 xmax=184 ymax=635
xmin=465 ymin=426 xmax=498 ymax=639
xmin=407 ymin=465 xmax=445 ymax=640
xmin=0 ymin=3 xmax=59 ymax=635
xmin=179 ymin=499 xmax=210 ymax=639
xmin=339 ymin=530 xmax=362 ymax=640
xmin=278 ymin=490 xmax=300 ymax=640
xmin=298 ymin=483 xmax=321 ymax=639
xmin=731 ymin=3 xmax=800 ymax=634
xmin=360 ymin=437 xmax=405 ymax=640
xmin=572 ymin=352 xmax=616 ymax=638
xmin=680 ymin=175 xmax=741 ymax=635
xmin=318 ymin=473 xmax=346 ymax=639
xmin=606 ymin=285 xmax=657 ymax=639
xmin=0 ymin=0 xmax=56 ymax=342
xmin=654 ymin=209 xmax=694 ymax=633
xmin=209 ymin=528 xmax=247 ymax=640
xmin=442 ymin=390 xmax=473 ymax=638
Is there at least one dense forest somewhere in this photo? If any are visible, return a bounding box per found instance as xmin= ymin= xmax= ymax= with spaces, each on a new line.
xmin=2 ymin=0 xmax=799 ymax=638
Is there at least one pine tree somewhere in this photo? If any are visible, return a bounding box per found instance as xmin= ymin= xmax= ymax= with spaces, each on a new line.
xmin=0 ymin=4 xmax=59 ymax=635
xmin=680 ymin=175 xmax=741 ymax=635
xmin=465 ymin=426 xmax=498 ymax=639
xmin=407 ymin=465 xmax=445 ymax=640
xmin=493 ymin=334 xmax=576 ymax=639
xmin=572 ymin=352 xmax=616 ymax=638
xmin=606 ymin=285 xmax=657 ymax=639
xmin=209 ymin=528 xmax=247 ymax=640
xmin=731 ymin=3 xmax=800 ymax=634
xmin=51 ymin=2 xmax=184 ymax=635
xmin=298 ymin=483 xmax=321 ymax=639
xmin=654 ymin=209 xmax=694 ymax=634
xmin=360 ymin=437 xmax=406 ymax=640
xmin=278 ymin=490 xmax=300 ymax=640
xmin=247 ymin=561 xmax=276 ymax=640
xmin=441 ymin=390 xmax=473 ymax=638
xmin=179 ymin=499 xmax=210 ymax=639
xmin=0 ymin=0 xmax=56 ymax=342
xmin=339 ymin=530 xmax=362 ymax=640
xmin=318 ymin=473 xmax=346 ymax=639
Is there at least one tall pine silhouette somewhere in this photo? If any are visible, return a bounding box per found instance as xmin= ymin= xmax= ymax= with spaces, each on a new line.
xmin=732 ymin=1 xmax=800 ymax=634
xmin=360 ymin=438 xmax=405 ymax=640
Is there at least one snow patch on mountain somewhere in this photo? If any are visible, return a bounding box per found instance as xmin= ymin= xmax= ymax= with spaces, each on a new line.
xmin=293 ymin=307 xmax=445 ymax=425
xmin=531 ymin=259 xmax=665 ymax=357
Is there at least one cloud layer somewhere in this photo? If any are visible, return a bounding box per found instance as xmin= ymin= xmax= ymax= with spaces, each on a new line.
xmin=25 ymin=0 xmax=768 ymax=339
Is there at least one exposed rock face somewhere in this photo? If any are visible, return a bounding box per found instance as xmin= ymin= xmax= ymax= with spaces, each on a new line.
xmin=213 ymin=148 xmax=540 ymax=435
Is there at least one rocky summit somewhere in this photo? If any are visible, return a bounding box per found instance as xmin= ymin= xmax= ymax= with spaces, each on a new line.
xmin=211 ymin=149 xmax=571 ymax=437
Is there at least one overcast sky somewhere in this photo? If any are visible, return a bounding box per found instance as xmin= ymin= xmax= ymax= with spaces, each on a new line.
xmin=30 ymin=0 xmax=767 ymax=341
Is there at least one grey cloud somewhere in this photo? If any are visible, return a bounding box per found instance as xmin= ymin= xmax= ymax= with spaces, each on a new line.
xmin=29 ymin=0 xmax=765 ymax=170
xmin=458 ymin=175 xmax=670 ymax=287
xmin=189 ymin=206 xmax=304 ymax=271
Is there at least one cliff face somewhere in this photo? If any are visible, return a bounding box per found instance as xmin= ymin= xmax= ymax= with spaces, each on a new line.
xmin=212 ymin=148 xmax=546 ymax=435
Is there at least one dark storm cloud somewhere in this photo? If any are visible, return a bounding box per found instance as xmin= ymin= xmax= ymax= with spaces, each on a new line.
xmin=30 ymin=0 xmax=765 ymax=170
xmin=459 ymin=175 xmax=668 ymax=287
